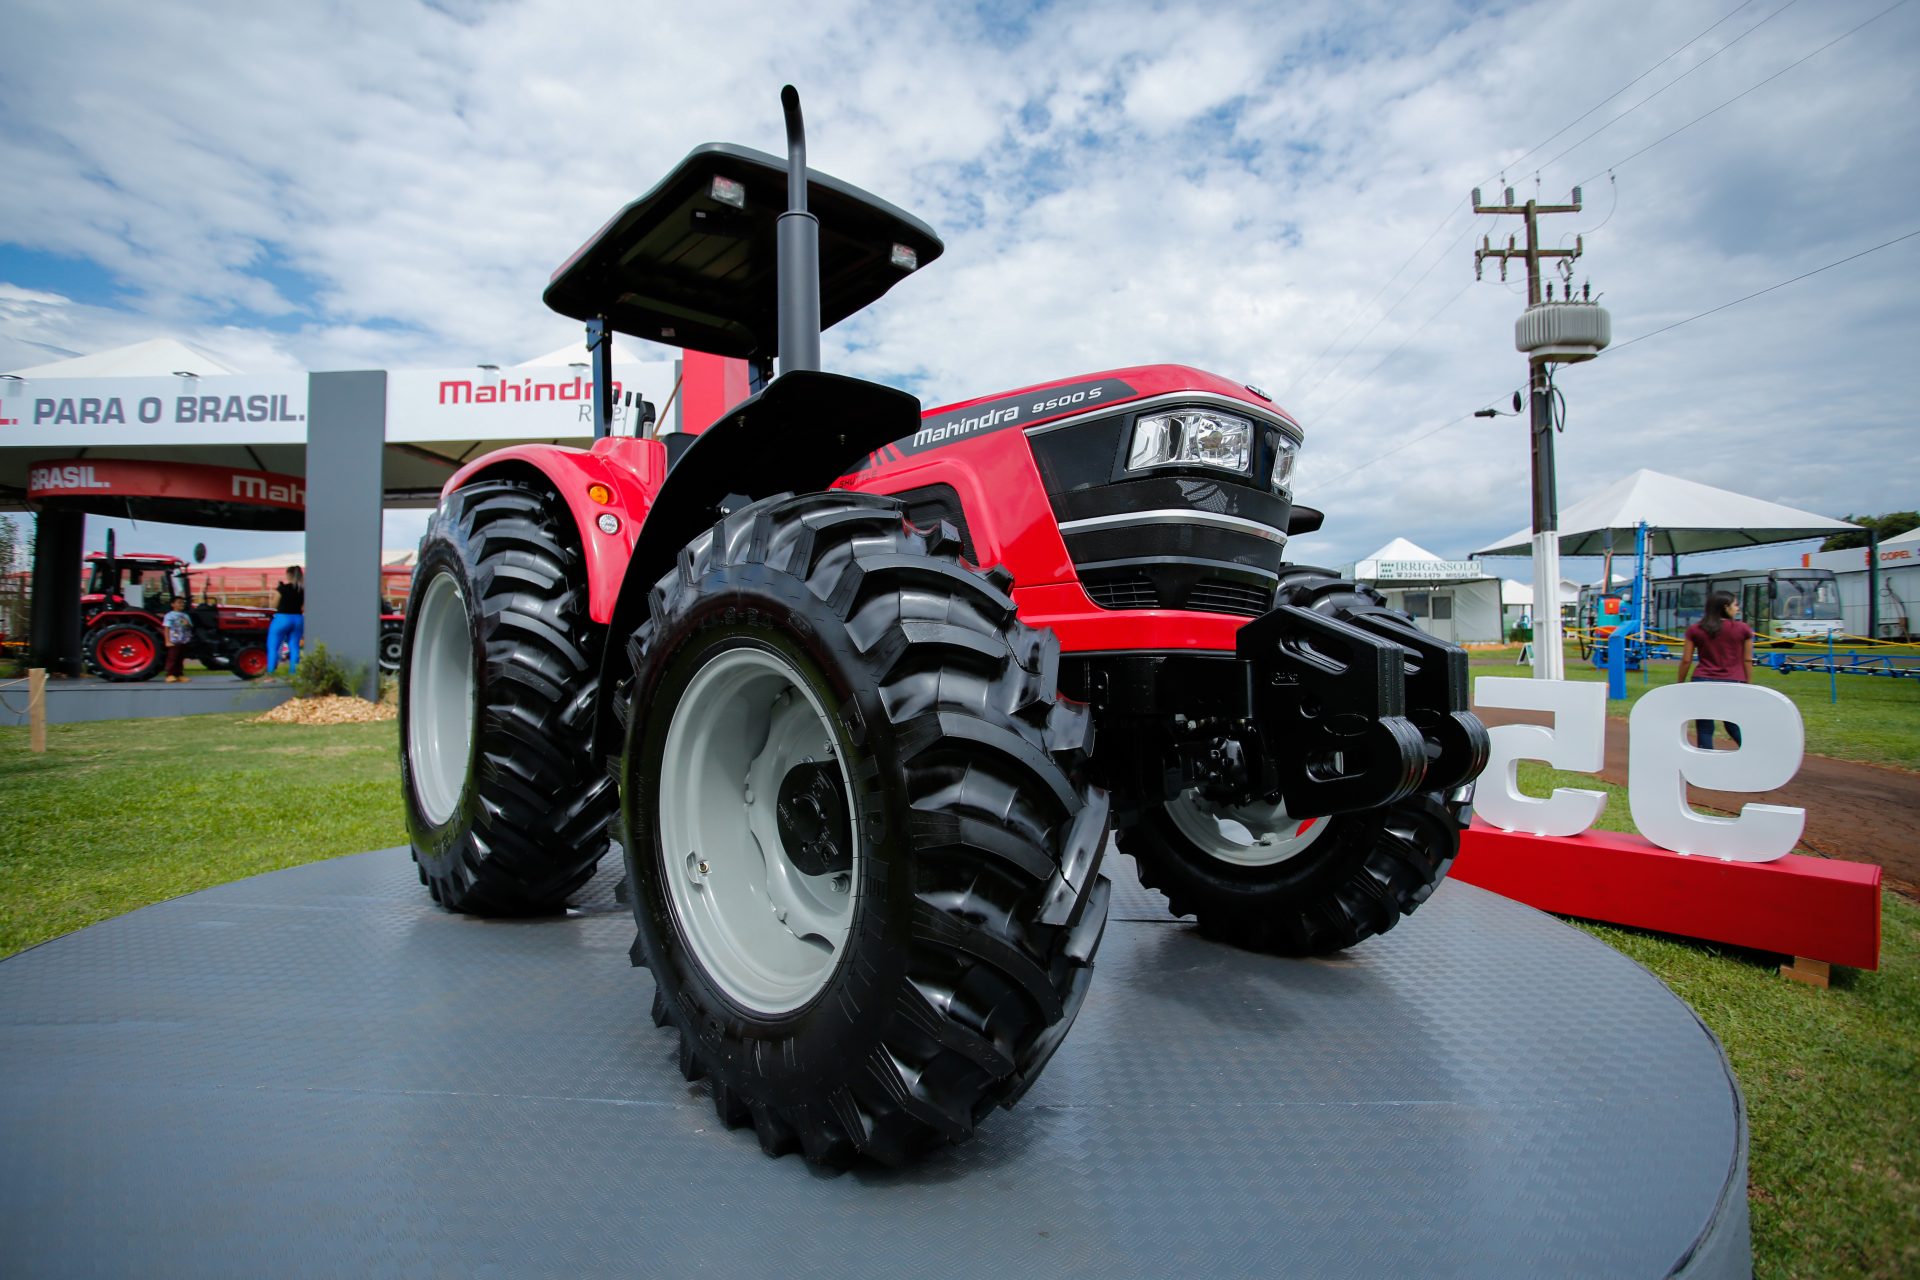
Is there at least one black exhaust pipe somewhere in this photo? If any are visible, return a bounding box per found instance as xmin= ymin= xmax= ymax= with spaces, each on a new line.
xmin=776 ymin=85 xmax=822 ymax=376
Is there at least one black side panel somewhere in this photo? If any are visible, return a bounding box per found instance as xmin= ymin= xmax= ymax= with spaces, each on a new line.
xmin=594 ymin=369 xmax=921 ymax=753
xmin=892 ymin=483 xmax=978 ymax=561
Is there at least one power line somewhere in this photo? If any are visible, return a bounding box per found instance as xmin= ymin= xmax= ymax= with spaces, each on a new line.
xmin=1293 ymin=217 xmax=1489 ymax=409
xmin=1314 ymin=227 xmax=1920 ymax=490
xmin=1303 ymin=405 xmax=1490 ymax=491
xmin=1605 ymin=228 xmax=1920 ymax=355
xmin=1283 ymin=3 xmax=1767 ymax=405
xmin=1579 ymin=0 xmax=1912 ymax=186
xmin=1279 ymin=198 xmax=1470 ymax=403
xmin=1501 ymin=0 xmax=1759 ymax=176
xmin=1302 ymin=276 xmax=1478 ymax=423
xmin=1537 ymin=0 xmax=1802 ymax=176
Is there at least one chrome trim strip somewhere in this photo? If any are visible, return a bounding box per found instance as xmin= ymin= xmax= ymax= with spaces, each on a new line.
xmin=1057 ymin=509 xmax=1286 ymax=544
xmin=1022 ymin=389 xmax=1304 ymax=445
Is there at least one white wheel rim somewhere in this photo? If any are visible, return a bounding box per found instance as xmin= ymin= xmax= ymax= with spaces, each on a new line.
xmin=1165 ymin=789 xmax=1330 ymax=867
xmin=406 ymin=572 xmax=474 ymax=827
xmin=659 ymin=646 xmax=860 ymax=1016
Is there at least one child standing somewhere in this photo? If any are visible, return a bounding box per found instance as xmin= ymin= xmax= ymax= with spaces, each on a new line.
xmin=163 ymin=599 xmax=194 ymax=682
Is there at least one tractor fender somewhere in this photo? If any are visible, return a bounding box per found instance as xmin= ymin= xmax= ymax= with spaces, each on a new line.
xmin=84 ymin=610 xmax=163 ymax=630
xmin=593 ymin=369 xmax=921 ymax=755
xmin=440 ymin=438 xmax=667 ymax=624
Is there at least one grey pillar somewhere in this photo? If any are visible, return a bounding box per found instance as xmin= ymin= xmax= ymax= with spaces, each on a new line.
xmin=304 ymin=371 xmax=387 ymax=699
xmin=28 ymin=509 xmax=84 ymax=674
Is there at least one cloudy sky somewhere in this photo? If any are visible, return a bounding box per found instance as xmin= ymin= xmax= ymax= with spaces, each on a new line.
xmin=2 ymin=0 xmax=1915 ymax=574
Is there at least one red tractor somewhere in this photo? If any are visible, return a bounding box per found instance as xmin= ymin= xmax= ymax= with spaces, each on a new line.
xmin=81 ymin=550 xmax=274 ymax=681
xmin=399 ymin=90 xmax=1488 ymax=1167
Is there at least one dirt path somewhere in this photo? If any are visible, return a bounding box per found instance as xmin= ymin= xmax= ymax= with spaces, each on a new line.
xmin=1474 ymin=706 xmax=1920 ymax=897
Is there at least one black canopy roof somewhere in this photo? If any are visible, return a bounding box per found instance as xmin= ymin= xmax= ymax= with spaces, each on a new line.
xmin=543 ymin=144 xmax=944 ymax=361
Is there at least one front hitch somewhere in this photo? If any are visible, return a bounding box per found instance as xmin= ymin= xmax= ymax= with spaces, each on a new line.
xmin=1343 ymin=609 xmax=1492 ymax=793
xmin=1236 ymin=605 xmax=1427 ymax=818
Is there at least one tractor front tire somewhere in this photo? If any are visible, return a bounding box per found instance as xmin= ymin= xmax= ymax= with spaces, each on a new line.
xmin=84 ymin=621 xmax=166 ymax=682
xmin=400 ymin=479 xmax=616 ymax=914
xmin=1122 ymin=569 xmax=1472 ymax=956
xmin=623 ymin=492 xmax=1110 ymax=1166
xmin=1118 ymin=788 xmax=1464 ymax=956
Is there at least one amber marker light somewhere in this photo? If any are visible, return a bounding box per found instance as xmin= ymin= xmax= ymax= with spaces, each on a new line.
xmin=587 ymin=483 xmax=613 ymax=505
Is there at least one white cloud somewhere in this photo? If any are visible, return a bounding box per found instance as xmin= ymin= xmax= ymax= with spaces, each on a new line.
xmin=1 ymin=0 xmax=1915 ymax=570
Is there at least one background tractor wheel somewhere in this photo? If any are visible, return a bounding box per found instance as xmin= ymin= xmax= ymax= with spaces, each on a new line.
xmin=400 ymin=479 xmax=615 ymax=914
xmin=85 ymin=621 xmax=166 ymax=681
xmin=231 ymin=645 xmax=269 ymax=679
xmin=623 ymin=491 xmax=1110 ymax=1167
xmin=379 ymin=625 xmax=403 ymax=673
xmin=1118 ymin=788 xmax=1464 ymax=956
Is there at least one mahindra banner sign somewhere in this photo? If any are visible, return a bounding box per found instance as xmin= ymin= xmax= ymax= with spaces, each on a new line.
xmin=0 ymin=360 xmax=680 ymax=448
xmin=27 ymin=457 xmax=305 ymax=511
xmin=0 ymin=374 xmax=309 ymax=446
xmin=384 ymin=361 xmax=674 ymax=442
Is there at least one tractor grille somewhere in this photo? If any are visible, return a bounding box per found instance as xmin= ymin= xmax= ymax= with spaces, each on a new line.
xmin=1188 ymin=579 xmax=1275 ymax=615
xmin=1085 ymin=575 xmax=1160 ymax=610
xmin=1084 ymin=573 xmax=1273 ymax=616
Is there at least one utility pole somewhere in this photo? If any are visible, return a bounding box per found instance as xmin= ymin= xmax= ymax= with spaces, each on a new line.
xmin=1473 ymin=185 xmax=1603 ymax=681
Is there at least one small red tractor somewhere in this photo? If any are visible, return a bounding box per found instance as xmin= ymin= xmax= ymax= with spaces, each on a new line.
xmin=81 ymin=550 xmax=275 ymax=681
xmin=80 ymin=548 xmax=406 ymax=681
xmin=399 ymin=89 xmax=1488 ymax=1167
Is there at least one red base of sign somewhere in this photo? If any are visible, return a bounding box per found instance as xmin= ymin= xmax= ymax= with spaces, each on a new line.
xmin=1453 ymin=819 xmax=1882 ymax=971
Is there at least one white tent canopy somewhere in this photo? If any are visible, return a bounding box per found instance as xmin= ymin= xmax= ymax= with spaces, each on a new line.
xmin=6 ymin=337 xmax=240 ymax=378
xmin=1475 ymin=468 xmax=1859 ymax=558
xmin=1878 ymin=524 xmax=1920 ymax=552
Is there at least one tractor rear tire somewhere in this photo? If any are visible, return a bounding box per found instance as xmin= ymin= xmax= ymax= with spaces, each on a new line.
xmin=400 ymin=479 xmax=616 ymax=914
xmin=85 ymin=620 xmax=166 ymax=682
xmin=623 ymin=491 xmax=1110 ymax=1166
xmin=1118 ymin=788 xmax=1464 ymax=956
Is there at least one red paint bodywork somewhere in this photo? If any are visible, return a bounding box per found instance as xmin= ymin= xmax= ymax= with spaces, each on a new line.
xmin=444 ymin=436 xmax=667 ymax=624
xmin=442 ymin=363 xmax=1294 ymax=646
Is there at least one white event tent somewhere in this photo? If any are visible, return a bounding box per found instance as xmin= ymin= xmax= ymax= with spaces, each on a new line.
xmin=1476 ymin=468 xmax=1858 ymax=560
xmin=1347 ymin=537 xmax=1504 ymax=644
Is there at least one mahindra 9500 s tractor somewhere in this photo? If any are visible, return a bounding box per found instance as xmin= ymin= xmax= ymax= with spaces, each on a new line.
xmin=399 ymin=88 xmax=1488 ymax=1167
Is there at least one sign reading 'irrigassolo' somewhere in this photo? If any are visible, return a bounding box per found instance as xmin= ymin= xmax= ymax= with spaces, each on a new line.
xmin=1474 ymin=677 xmax=1806 ymax=861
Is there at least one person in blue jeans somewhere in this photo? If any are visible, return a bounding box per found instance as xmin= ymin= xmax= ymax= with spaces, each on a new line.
xmin=1676 ymin=591 xmax=1755 ymax=749
xmin=266 ymin=566 xmax=305 ymax=676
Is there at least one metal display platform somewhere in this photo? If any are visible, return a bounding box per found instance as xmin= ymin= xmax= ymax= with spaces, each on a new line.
xmin=0 ymin=848 xmax=1749 ymax=1278
xmin=0 ymin=673 xmax=293 ymax=726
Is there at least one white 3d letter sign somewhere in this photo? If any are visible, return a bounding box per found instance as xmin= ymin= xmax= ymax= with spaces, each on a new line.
xmin=1475 ymin=678 xmax=1609 ymax=837
xmin=1474 ymin=677 xmax=1805 ymax=861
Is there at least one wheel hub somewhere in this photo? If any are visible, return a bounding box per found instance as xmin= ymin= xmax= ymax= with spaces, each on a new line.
xmin=776 ymin=761 xmax=852 ymax=877
xmin=1165 ymin=790 xmax=1330 ymax=867
xmin=405 ymin=572 xmax=474 ymax=827
xmin=658 ymin=647 xmax=860 ymax=1015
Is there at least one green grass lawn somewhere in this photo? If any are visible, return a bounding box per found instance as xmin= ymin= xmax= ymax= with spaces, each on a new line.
xmin=1522 ymin=764 xmax=1920 ymax=1279
xmin=1 ymin=715 xmax=1914 ymax=1275
xmin=0 ymin=713 xmax=404 ymax=957
xmin=1474 ymin=643 xmax=1920 ymax=771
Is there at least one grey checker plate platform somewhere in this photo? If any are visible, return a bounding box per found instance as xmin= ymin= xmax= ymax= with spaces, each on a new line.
xmin=0 ymin=848 xmax=1748 ymax=1279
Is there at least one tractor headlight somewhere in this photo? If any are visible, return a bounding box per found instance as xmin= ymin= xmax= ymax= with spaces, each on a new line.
xmin=1127 ymin=410 xmax=1253 ymax=476
xmin=1271 ymin=436 xmax=1298 ymax=493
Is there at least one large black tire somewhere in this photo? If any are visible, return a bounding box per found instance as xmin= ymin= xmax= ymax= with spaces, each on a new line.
xmin=399 ymin=479 xmax=616 ymax=914
xmin=1118 ymin=789 xmax=1465 ymax=955
xmin=623 ymin=491 xmax=1110 ymax=1167
xmin=1120 ymin=569 xmax=1470 ymax=956
xmin=84 ymin=620 xmax=166 ymax=681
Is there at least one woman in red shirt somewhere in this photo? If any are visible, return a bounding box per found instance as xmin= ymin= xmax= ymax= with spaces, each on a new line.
xmin=1676 ymin=591 xmax=1755 ymax=750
